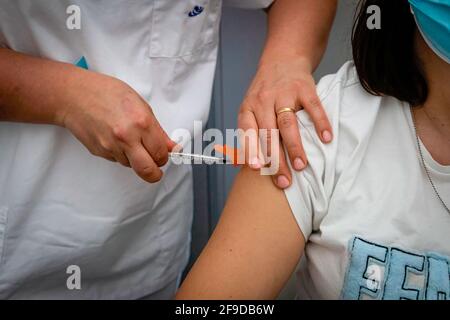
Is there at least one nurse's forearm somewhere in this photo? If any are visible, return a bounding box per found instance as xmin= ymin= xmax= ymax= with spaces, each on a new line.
xmin=0 ymin=48 xmax=175 ymax=183
xmin=0 ymin=48 xmax=82 ymax=125
xmin=261 ymin=0 xmax=337 ymax=71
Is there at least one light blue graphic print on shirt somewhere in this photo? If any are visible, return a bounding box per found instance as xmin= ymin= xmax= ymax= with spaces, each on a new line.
xmin=341 ymin=237 xmax=450 ymax=300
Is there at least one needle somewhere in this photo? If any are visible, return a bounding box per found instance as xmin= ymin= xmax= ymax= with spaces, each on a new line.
xmin=169 ymin=152 xmax=232 ymax=164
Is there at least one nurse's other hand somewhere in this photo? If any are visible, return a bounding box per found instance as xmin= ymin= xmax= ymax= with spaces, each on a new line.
xmin=60 ymin=71 xmax=176 ymax=183
xmin=238 ymin=56 xmax=332 ymax=189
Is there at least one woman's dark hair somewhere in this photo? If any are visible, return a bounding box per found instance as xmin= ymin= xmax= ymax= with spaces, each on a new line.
xmin=352 ymin=0 xmax=428 ymax=106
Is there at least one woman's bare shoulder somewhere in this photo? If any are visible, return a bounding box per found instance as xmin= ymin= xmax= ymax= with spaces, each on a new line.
xmin=177 ymin=166 xmax=305 ymax=300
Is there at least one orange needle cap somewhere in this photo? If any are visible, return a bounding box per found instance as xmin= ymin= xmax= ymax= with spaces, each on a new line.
xmin=214 ymin=144 xmax=240 ymax=166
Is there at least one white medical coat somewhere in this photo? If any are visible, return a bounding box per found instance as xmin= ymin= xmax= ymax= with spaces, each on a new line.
xmin=0 ymin=0 xmax=272 ymax=299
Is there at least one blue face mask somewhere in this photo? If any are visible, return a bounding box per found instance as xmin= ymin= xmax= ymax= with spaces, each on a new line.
xmin=409 ymin=0 xmax=450 ymax=64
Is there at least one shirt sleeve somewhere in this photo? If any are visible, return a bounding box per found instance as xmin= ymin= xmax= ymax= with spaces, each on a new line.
xmin=284 ymin=65 xmax=351 ymax=240
xmin=224 ymin=0 xmax=274 ymax=9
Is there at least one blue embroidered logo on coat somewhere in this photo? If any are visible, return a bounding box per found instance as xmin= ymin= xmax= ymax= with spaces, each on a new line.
xmin=342 ymin=237 xmax=450 ymax=300
xmin=188 ymin=6 xmax=204 ymax=17
xmin=75 ymin=56 xmax=88 ymax=70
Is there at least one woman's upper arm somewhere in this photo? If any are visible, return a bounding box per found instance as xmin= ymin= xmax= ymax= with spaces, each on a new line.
xmin=176 ymin=166 xmax=306 ymax=300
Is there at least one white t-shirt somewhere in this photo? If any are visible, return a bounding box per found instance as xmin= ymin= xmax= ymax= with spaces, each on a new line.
xmin=285 ymin=62 xmax=450 ymax=300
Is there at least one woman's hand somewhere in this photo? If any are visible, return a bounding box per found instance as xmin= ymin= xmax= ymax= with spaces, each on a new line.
xmin=0 ymin=49 xmax=175 ymax=183
xmin=60 ymin=70 xmax=176 ymax=183
xmin=0 ymin=49 xmax=176 ymax=183
xmin=238 ymin=55 xmax=333 ymax=189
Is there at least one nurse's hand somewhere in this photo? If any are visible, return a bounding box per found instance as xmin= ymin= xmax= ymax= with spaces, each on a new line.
xmin=238 ymin=56 xmax=333 ymax=189
xmin=61 ymin=72 xmax=176 ymax=183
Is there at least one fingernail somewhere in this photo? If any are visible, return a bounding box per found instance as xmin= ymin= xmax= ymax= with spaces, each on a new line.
xmin=277 ymin=175 xmax=290 ymax=189
xmin=249 ymin=157 xmax=262 ymax=169
xmin=294 ymin=158 xmax=305 ymax=171
xmin=322 ymin=130 xmax=333 ymax=143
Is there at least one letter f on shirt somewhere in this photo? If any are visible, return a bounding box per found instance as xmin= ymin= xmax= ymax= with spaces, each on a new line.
xmin=342 ymin=238 xmax=388 ymax=299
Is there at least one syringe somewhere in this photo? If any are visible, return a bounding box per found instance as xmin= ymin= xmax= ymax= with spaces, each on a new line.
xmin=169 ymin=152 xmax=233 ymax=165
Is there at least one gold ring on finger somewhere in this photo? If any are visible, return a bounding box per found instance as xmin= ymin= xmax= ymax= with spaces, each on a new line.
xmin=276 ymin=107 xmax=296 ymax=117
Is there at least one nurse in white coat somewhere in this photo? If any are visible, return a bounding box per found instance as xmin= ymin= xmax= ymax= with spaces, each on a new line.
xmin=0 ymin=0 xmax=336 ymax=299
